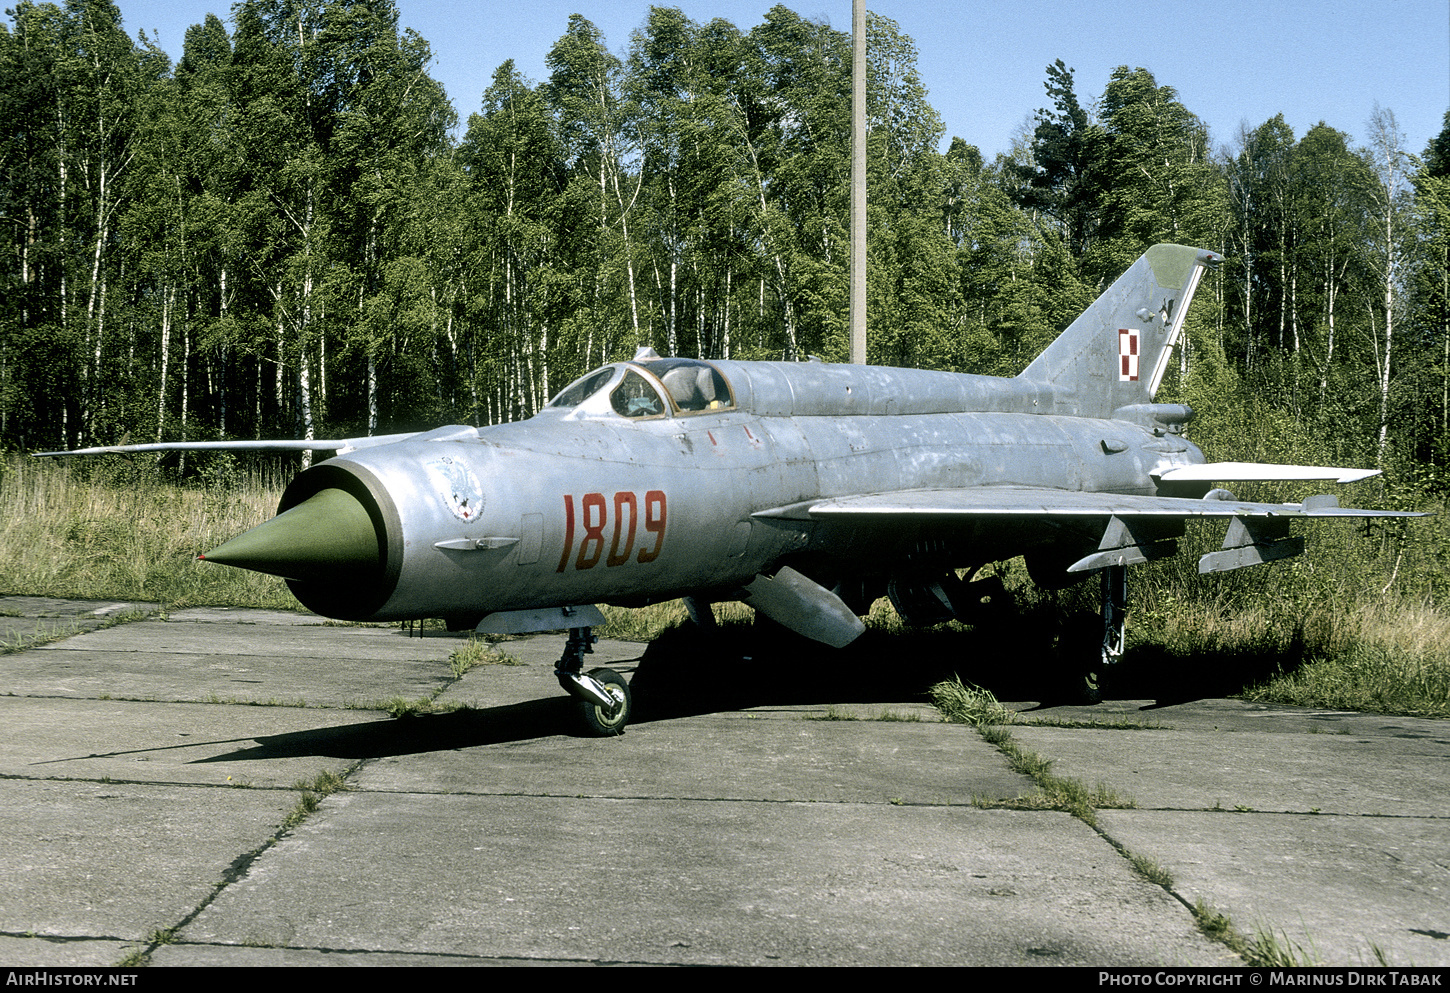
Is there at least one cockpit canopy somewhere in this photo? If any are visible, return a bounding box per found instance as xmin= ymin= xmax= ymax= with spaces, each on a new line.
xmin=547 ymin=358 xmax=734 ymax=419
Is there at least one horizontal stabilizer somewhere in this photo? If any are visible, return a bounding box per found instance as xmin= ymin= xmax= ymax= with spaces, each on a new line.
xmin=1156 ymin=462 xmax=1380 ymax=484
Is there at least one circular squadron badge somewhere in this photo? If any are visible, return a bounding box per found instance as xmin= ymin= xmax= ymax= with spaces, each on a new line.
xmin=425 ymin=456 xmax=485 ymax=522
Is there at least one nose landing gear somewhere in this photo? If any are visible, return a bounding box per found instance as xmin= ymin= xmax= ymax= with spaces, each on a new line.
xmin=477 ymin=607 xmax=634 ymax=737
xmin=555 ymin=625 xmax=632 ymax=736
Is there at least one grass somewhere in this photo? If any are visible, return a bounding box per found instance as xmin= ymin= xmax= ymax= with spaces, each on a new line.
xmin=370 ymin=695 xmax=470 ymax=717
xmin=872 ymin=708 xmax=923 ymax=722
xmin=1128 ymin=508 xmax=1450 ymax=719
xmin=599 ymin=599 xmax=755 ymax=641
xmin=1192 ymin=900 xmax=1239 ymax=949
xmin=1188 ymin=900 xmax=1333 ymax=966
xmin=0 ymin=617 xmax=81 ymax=651
xmin=0 ymin=455 xmax=295 ymax=609
xmin=929 ymin=676 xmax=1017 ymax=727
xmin=1128 ymin=852 xmax=1174 ymax=888
xmin=447 ymin=640 xmax=522 ymax=678
xmin=1124 ymin=579 xmax=1450 ymax=718
xmin=0 ymin=607 xmax=153 ymax=654
xmin=281 ymin=770 xmax=349 ymax=831
xmin=1242 ymin=641 xmax=1450 ymax=718
xmin=1019 ymin=716 xmax=1168 ymax=729
xmin=1247 ymin=925 xmax=1322 ymax=967
xmin=930 ymin=676 xmax=1134 ymax=825
xmin=115 ymin=946 xmax=150 ymax=968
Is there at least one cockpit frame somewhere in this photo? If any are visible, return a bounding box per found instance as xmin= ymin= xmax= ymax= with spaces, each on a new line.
xmin=547 ymin=358 xmax=736 ymax=421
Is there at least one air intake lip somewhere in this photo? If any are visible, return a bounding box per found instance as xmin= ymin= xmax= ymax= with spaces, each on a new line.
xmin=275 ymin=460 xmax=403 ymax=620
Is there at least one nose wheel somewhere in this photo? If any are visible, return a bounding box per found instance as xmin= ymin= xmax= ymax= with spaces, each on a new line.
xmin=555 ymin=626 xmax=632 ymax=736
xmin=576 ymin=667 xmax=631 ymax=735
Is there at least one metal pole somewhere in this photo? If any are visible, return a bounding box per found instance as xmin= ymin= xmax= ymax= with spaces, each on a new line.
xmin=849 ymin=0 xmax=867 ymax=365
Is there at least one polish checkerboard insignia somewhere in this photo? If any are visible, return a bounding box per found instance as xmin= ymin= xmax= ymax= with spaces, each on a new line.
xmin=1118 ymin=328 xmax=1139 ymax=382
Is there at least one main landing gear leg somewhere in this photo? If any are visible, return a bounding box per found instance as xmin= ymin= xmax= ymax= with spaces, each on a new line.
xmin=555 ymin=625 xmax=632 ymax=736
xmin=1102 ymin=564 xmax=1127 ymax=665
xmin=683 ymin=596 xmax=718 ymax=632
xmin=1079 ymin=564 xmax=1127 ymax=705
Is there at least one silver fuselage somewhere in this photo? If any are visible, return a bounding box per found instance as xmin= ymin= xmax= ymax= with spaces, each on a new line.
xmin=283 ymin=359 xmax=1204 ymax=624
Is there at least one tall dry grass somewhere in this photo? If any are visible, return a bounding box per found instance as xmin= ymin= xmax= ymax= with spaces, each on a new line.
xmin=0 ymin=455 xmax=295 ymax=608
xmin=1126 ymin=507 xmax=1450 ymax=717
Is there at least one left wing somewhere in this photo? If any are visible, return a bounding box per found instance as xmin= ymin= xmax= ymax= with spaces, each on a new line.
xmin=31 ymin=433 xmax=418 ymax=458
xmin=753 ymin=485 xmax=1424 ymax=576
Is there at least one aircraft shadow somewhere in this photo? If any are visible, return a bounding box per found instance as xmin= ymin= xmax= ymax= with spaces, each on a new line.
xmin=192 ymin=618 xmax=1305 ymax=763
xmin=628 ymin=619 xmax=1304 ymax=720
xmin=195 ymin=697 xmax=586 ymax=763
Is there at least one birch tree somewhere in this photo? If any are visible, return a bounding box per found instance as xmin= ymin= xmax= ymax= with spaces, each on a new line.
xmin=1364 ymin=105 xmax=1415 ymax=464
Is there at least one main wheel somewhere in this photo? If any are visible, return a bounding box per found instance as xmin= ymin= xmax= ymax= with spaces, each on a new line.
xmin=578 ymin=667 xmax=632 ymax=736
xmin=1057 ymin=612 xmax=1106 ymax=705
xmin=1076 ymin=660 xmax=1104 ymax=706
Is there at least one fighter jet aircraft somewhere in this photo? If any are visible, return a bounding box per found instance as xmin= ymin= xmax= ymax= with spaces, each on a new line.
xmin=43 ymin=244 xmax=1423 ymax=734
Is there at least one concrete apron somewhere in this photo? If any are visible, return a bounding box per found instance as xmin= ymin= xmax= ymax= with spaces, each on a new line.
xmin=0 ymin=599 xmax=1442 ymax=966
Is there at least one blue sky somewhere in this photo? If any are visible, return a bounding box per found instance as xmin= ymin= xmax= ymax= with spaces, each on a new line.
xmin=111 ymin=0 xmax=1450 ymax=162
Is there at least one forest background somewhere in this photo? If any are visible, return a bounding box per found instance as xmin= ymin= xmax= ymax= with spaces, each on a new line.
xmin=2 ymin=0 xmax=1447 ymax=484
xmin=3 ymin=0 xmax=1450 ymax=716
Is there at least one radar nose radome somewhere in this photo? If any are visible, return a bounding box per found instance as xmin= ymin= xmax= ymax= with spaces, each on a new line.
xmin=200 ymin=487 xmax=379 ymax=583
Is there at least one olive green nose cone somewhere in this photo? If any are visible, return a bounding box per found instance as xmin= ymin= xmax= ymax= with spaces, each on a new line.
xmin=201 ymin=487 xmax=378 ymax=583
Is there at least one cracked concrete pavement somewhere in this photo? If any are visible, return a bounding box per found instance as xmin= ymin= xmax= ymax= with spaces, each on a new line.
xmin=0 ymin=597 xmax=1444 ymax=967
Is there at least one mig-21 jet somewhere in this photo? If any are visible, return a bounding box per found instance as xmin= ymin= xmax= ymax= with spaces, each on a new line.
xmin=44 ymin=244 xmax=1423 ymax=734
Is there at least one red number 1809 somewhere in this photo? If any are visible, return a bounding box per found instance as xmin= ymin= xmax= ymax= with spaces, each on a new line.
xmin=557 ymin=490 xmax=667 ymax=572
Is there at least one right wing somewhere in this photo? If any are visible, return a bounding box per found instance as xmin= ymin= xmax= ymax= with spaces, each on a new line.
xmin=754 ymin=484 xmax=1424 ymax=577
xmin=754 ymin=485 xmax=1415 ymax=521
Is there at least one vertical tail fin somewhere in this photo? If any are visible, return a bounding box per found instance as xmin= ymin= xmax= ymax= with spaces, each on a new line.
xmin=1017 ymin=244 xmax=1222 ymax=417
